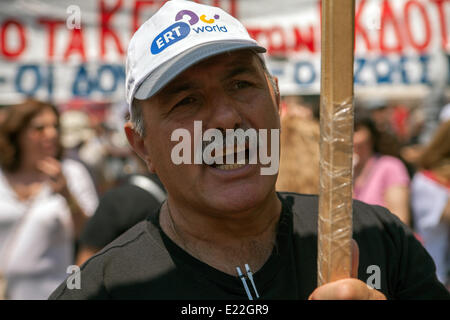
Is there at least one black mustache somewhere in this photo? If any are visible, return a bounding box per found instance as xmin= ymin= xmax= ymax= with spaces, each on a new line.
xmin=201 ymin=129 xmax=255 ymax=151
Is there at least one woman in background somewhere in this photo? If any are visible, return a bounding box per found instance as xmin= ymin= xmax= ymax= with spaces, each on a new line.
xmin=411 ymin=120 xmax=450 ymax=288
xmin=352 ymin=116 xmax=411 ymax=226
xmin=0 ymin=99 xmax=98 ymax=299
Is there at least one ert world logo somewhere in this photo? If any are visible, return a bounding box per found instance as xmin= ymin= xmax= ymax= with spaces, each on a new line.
xmin=151 ymin=9 xmax=228 ymax=54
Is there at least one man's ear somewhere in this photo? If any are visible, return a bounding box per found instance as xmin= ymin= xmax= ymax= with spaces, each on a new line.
xmin=271 ymin=76 xmax=281 ymax=112
xmin=124 ymin=122 xmax=156 ymax=173
xmin=274 ymin=76 xmax=280 ymax=107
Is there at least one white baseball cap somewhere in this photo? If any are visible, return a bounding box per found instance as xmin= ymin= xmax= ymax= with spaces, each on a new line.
xmin=125 ymin=0 xmax=266 ymax=112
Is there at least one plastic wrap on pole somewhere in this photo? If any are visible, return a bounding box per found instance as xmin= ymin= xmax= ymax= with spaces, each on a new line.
xmin=318 ymin=97 xmax=354 ymax=286
xmin=317 ymin=0 xmax=355 ymax=287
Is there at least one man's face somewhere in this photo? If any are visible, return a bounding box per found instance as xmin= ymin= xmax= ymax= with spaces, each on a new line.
xmin=132 ymin=50 xmax=280 ymax=214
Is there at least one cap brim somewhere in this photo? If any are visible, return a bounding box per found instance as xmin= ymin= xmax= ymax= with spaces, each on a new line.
xmin=134 ymin=41 xmax=266 ymax=101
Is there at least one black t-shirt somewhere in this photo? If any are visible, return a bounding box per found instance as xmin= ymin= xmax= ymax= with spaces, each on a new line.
xmin=50 ymin=192 xmax=450 ymax=300
xmin=79 ymin=174 xmax=166 ymax=249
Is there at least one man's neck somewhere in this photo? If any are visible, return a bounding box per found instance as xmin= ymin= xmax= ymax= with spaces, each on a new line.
xmin=159 ymin=191 xmax=282 ymax=275
xmin=165 ymin=190 xmax=281 ymax=241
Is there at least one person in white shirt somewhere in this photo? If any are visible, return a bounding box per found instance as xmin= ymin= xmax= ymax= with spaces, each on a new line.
xmin=411 ymin=119 xmax=450 ymax=288
xmin=0 ymin=99 xmax=98 ymax=299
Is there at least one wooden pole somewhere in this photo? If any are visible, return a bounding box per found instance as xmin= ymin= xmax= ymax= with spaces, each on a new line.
xmin=318 ymin=0 xmax=355 ymax=286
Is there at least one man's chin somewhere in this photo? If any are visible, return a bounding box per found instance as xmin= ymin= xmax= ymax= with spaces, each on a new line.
xmin=201 ymin=181 xmax=276 ymax=214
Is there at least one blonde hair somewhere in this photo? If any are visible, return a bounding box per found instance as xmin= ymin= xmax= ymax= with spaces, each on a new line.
xmin=276 ymin=115 xmax=320 ymax=194
xmin=418 ymin=120 xmax=450 ymax=180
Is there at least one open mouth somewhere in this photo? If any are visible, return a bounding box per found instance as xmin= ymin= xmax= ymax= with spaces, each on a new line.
xmin=214 ymin=163 xmax=247 ymax=170
xmin=207 ymin=145 xmax=250 ymax=171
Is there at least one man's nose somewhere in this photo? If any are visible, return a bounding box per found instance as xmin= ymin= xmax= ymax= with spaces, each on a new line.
xmin=205 ymin=93 xmax=243 ymax=130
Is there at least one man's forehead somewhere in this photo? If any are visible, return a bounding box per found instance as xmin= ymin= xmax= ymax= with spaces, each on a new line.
xmin=162 ymin=50 xmax=262 ymax=88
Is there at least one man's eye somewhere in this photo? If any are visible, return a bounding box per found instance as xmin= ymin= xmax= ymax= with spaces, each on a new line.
xmin=234 ymin=80 xmax=252 ymax=89
xmin=174 ymin=96 xmax=196 ymax=108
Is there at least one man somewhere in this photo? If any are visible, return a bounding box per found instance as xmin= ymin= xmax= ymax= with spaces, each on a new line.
xmin=75 ymin=170 xmax=166 ymax=266
xmin=49 ymin=0 xmax=449 ymax=300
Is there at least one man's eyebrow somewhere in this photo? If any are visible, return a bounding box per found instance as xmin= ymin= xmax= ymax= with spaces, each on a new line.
xmin=160 ymin=82 xmax=199 ymax=97
xmin=223 ymin=65 xmax=260 ymax=79
xmin=159 ymin=61 xmax=260 ymax=97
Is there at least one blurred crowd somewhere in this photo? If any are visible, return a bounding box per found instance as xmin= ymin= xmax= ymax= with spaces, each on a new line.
xmin=277 ymin=95 xmax=450 ymax=290
xmin=0 ymin=94 xmax=448 ymax=299
xmin=0 ymin=98 xmax=160 ymax=299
